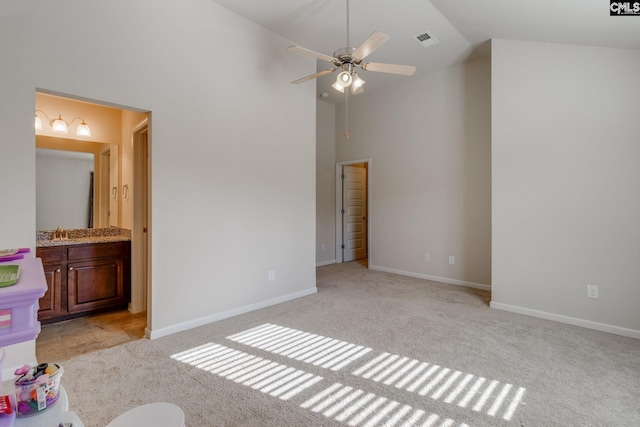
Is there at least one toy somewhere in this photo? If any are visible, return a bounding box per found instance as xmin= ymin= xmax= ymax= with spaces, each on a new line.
xmin=0 ymin=394 xmax=12 ymax=415
xmin=13 ymin=363 xmax=63 ymax=416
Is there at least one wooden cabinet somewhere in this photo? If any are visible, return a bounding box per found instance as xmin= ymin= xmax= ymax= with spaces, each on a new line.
xmin=37 ymin=246 xmax=65 ymax=321
xmin=36 ymin=241 xmax=130 ymax=323
xmin=39 ymin=262 xmax=64 ymax=319
xmin=67 ymin=257 xmax=125 ymax=313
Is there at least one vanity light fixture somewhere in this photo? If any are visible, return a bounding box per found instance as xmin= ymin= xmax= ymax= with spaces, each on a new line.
xmin=34 ymin=110 xmax=92 ymax=137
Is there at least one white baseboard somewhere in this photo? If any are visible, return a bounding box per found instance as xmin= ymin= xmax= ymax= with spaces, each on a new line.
xmin=369 ymin=264 xmax=491 ymax=291
xmin=490 ymin=301 xmax=640 ymax=340
xmin=316 ymin=259 xmax=336 ymax=267
xmin=148 ymin=287 xmax=318 ymax=340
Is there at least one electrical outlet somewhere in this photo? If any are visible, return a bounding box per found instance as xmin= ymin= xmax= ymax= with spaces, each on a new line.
xmin=449 ymin=256 xmax=455 ymax=265
xmin=587 ymin=285 xmax=599 ymax=299
xmin=268 ymin=271 xmax=275 ymax=282
xmin=424 ymin=252 xmax=430 ymax=262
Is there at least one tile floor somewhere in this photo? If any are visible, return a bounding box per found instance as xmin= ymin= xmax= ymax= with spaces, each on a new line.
xmin=36 ymin=310 xmax=147 ymax=362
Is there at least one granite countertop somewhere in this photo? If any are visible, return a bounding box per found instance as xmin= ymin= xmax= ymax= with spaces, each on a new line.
xmin=36 ymin=235 xmax=131 ymax=247
xmin=36 ymin=227 xmax=131 ymax=247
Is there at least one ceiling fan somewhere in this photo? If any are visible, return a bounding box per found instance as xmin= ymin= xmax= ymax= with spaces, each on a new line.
xmin=287 ymin=0 xmax=416 ymax=96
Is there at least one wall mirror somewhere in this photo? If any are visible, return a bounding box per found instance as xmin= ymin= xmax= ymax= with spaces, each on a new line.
xmin=36 ymin=136 xmax=119 ymax=231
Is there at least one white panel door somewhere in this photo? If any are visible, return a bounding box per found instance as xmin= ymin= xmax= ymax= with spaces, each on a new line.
xmin=343 ymin=165 xmax=367 ymax=262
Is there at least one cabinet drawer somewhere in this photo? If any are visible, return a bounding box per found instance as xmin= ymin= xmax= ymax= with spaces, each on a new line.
xmin=36 ymin=247 xmax=63 ymax=263
xmin=68 ymin=242 xmax=126 ymax=260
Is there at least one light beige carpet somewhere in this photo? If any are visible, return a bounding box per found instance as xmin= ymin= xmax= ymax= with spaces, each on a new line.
xmin=39 ymin=263 xmax=640 ymax=426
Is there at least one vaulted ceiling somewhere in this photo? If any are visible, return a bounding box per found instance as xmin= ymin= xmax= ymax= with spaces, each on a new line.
xmin=212 ymin=0 xmax=640 ymax=101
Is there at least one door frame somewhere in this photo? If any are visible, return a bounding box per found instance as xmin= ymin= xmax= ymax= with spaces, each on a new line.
xmin=335 ymin=158 xmax=371 ymax=264
xmin=130 ymin=118 xmax=150 ymax=322
xmin=98 ymin=147 xmax=111 ymax=228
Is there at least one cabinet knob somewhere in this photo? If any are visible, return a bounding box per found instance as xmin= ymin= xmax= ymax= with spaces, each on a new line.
xmin=56 ymin=268 xmax=61 ymax=273
xmin=69 ymin=267 xmax=74 ymax=271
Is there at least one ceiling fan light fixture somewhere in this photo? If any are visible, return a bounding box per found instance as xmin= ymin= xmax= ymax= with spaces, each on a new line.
xmin=336 ymin=71 xmax=352 ymax=88
xmin=331 ymin=80 xmax=346 ymax=93
xmin=352 ymin=73 xmax=365 ymax=89
xmin=286 ymin=0 xmax=416 ymax=139
xmin=350 ymin=73 xmax=365 ymax=94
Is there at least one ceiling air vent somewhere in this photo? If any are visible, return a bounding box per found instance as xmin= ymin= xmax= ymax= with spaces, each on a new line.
xmin=414 ymin=31 xmax=438 ymax=48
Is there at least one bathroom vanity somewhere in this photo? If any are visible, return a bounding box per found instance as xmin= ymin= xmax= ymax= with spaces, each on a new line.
xmin=35 ymin=229 xmax=131 ymax=323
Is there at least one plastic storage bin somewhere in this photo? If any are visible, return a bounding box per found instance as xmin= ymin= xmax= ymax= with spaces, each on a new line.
xmin=14 ymin=364 xmax=63 ymax=416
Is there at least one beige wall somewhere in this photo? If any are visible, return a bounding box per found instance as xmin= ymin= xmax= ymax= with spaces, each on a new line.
xmin=316 ymin=100 xmax=337 ymax=266
xmin=335 ymin=56 xmax=492 ymax=289
xmin=1 ymin=0 xmax=316 ymax=374
xmin=491 ymin=39 xmax=640 ymax=337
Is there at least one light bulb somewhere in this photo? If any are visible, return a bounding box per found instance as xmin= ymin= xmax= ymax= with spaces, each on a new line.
xmin=351 ymin=73 xmax=365 ymax=89
xmin=351 ymin=73 xmax=365 ymax=94
xmin=51 ymin=115 xmax=68 ymax=133
xmin=336 ymin=71 xmax=352 ymax=88
xmin=34 ymin=114 xmax=42 ymax=131
xmin=76 ymin=121 xmax=92 ymax=137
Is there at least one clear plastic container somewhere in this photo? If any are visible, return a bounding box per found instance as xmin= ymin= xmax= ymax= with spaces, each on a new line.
xmin=14 ymin=363 xmax=63 ymax=416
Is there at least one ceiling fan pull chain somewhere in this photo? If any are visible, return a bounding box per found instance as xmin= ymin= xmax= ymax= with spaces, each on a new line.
xmin=344 ymin=89 xmax=350 ymax=140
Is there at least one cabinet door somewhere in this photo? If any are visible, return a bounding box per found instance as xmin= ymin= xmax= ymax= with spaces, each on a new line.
xmin=38 ymin=263 xmax=64 ymax=320
xmin=67 ymin=257 xmax=126 ymax=313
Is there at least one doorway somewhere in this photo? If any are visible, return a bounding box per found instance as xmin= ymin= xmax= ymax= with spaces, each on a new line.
xmin=34 ymin=90 xmax=151 ymax=343
xmin=335 ymin=159 xmax=370 ymax=265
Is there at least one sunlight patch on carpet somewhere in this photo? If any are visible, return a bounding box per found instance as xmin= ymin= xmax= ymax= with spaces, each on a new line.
xmin=170 ymin=343 xmax=322 ymax=400
xmin=351 ymin=353 xmax=526 ymax=421
xmin=227 ymin=323 xmax=372 ymax=371
xmin=228 ymin=323 xmax=526 ymax=422
xmin=171 ymin=342 xmax=470 ymax=426
xmin=301 ymin=383 xmax=470 ymax=427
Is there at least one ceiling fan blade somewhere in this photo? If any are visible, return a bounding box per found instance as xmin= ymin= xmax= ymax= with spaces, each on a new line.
xmin=291 ymin=68 xmax=336 ymax=84
xmin=361 ymin=62 xmax=416 ymax=76
xmin=287 ymin=45 xmax=337 ymax=63
xmin=351 ymin=31 xmax=390 ymax=63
